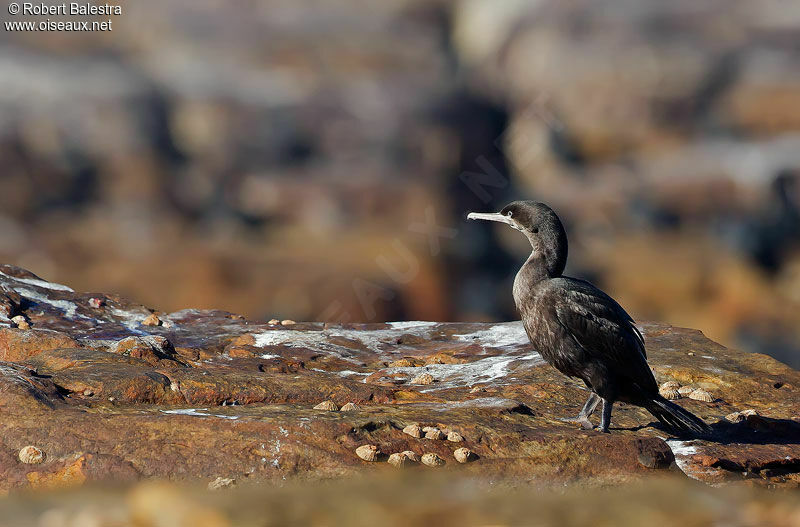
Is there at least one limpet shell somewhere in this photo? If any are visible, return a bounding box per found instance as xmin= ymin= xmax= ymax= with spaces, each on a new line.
xmin=422 ymin=426 xmax=438 ymax=433
xmin=355 ymin=445 xmax=380 ymax=462
xmin=340 ymin=402 xmax=359 ymax=412
xmin=281 ymin=319 xmax=296 ymax=326
xmin=454 ymin=447 xmax=475 ymax=463
xmin=447 ymin=431 xmax=464 ymax=442
xmin=18 ymin=446 xmax=45 ymax=464
xmin=313 ymin=400 xmax=339 ymax=411
xmin=207 ymin=477 xmax=236 ymax=491
xmin=658 ymin=387 xmax=681 ymax=400
xmin=411 ymin=373 xmax=434 ymax=385
xmin=400 ymin=450 xmax=419 ymax=462
xmin=268 ymin=319 xmax=280 ymax=325
xmin=11 ymin=315 xmax=30 ymax=329
xmin=421 ymin=453 xmax=445 ymax=467
xmin=725 ymin=411 xmax=744 ymax=423
xmin=425 ymin=429 xmax=444 ymax=440
xmin=403 ymin=423 xmax=422 ymax=438
xmin=387 ymin=452 xmax=418 ymax=468
xmin=678 ymin=386 xmax=694 ymax=396
xmin=689 ymin=389 xmax=714 ymax=402
xmin=726 ymin=409 xmax=759 ymax=423
xmin=387 ymin=453 xmax=407 ymax=468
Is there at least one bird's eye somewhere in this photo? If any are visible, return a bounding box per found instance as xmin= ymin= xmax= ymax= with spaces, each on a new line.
xmin=506 ymin=211 xmax=513 ymax=217
xmin=532 ymin=227 xmax=539 ymax=234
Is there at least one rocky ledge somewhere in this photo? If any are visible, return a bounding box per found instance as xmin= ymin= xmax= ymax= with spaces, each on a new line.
xmin=0 ymin=264 xmax=798 ymax=494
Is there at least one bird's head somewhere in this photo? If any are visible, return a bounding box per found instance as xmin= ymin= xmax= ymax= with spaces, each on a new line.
xmin=467 ymin=200 xmax=568 ymax=277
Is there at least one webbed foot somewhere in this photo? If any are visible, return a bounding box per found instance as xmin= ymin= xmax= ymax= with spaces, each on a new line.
xmin=562 ymin=393 xmax=600 ymax=430
xmin=560 ymin=416 xmax=594 ymax=430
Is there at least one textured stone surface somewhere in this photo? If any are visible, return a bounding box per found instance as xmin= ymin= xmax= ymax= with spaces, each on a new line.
xmin=0 ymin=265 xmax=798 ymax=495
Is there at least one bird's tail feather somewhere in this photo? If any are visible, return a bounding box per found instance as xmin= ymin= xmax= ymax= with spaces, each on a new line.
xmin=646 ymin=396 xmax=711 ymax=437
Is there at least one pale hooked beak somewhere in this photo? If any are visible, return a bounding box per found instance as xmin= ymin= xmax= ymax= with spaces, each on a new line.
xmin=467 ymin=212 xmax=519 ymax=229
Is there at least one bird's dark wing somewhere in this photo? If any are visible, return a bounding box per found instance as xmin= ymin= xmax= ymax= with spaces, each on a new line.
xmin=552 ymin=278 xmax=652 ymax=388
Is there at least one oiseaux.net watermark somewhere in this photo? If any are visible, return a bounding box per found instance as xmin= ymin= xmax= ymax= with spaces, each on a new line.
xmin=5 ymin=2 xmax=122 ymax=32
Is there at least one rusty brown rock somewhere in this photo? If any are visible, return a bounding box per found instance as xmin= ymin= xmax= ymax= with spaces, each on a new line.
xmin=141 ymin=313 xmax=161 ymax=327
xmin=410 ymin=373 xmax=434 ymax=385
xmin=389 ymin=358 xmax=418 ymax=368
xmin=0 ymin=328 xmax=79 ymax=362
xmin=24 ymin=455 xmax=88 ymax=491
xmin=224 ymin=334 xmax=257 ymax=358
xmin=635 ymin=438 xmax=674 ymax=470
xmin=424 ymin=353 xmax=464 ymax=365
xmin=0 ymin=361 xmax=64 ymax=411
xmin=364 ymin=370 xmax=410 ymax=386
xmin=0 ymin=268 xmax=797 ymax=494
xmin=111 ymin=336 xmax=177 ymax=366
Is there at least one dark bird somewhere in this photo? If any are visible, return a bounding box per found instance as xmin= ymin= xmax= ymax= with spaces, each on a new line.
xmin=468 ymin=201 xmax=710 ymax=436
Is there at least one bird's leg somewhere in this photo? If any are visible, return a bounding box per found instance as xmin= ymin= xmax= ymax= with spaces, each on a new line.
xmin=597 ymin=398 xmax=613 ymax=433
xmin=578 ymin=392 xmax=600 ymax=418
xmin=561 ymin=392 xmax=599 ymax=430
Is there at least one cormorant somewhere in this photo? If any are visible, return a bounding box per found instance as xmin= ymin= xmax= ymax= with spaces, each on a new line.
xmin=468 ymin=201 xmax=710 ymax=436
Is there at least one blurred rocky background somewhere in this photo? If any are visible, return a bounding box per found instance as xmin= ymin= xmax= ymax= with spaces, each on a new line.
xmin=2 ymin=476 xmax=800 ymax=527
xmin=1 ymin=0 xmax=798 ymax=366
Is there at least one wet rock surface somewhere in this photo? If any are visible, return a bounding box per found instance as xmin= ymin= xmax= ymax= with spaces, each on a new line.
xmin=0 ymin=265 xmax=798 ymax=494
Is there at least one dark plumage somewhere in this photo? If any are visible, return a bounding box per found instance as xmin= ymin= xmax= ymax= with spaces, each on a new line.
xmin=468 ymin=201 xmax=710 ymax=436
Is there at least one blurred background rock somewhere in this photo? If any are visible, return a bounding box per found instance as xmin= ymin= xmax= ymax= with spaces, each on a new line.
xmin=2 ymin=475 xmax=800 ymax=527
xmin=1 ymin=0 xmax=798 ymax=366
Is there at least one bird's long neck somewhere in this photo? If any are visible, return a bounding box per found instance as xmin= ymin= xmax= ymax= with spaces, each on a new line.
xmin=512 ymin=231 xmax=568 ymax=311
xmin=512 ymin=253 xmax=551 ymax=311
